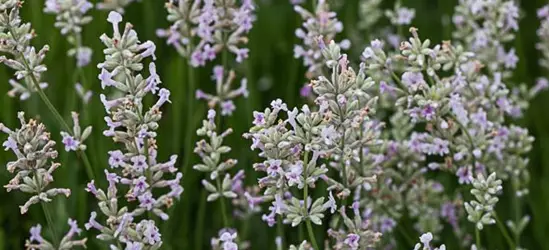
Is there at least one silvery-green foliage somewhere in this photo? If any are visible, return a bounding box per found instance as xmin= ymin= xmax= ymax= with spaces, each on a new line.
xmin=97 ymin=0 xmax=138 ymax=13
xmin=0 ymin=3 xmax=49 ymax=100
xmin=194 ymin=109 xmax=238 ymax=202
xmin=313 ymin=40 xmax=379 ymax=193
xmin=0 ymin=0 xmax=17 ymax=11
xmin=25 ymin=219 xmax=88 ymax=250
xmin=464 ymin=173 xmax=502 ymax=230
xmin=0 ymin=112 xmax=71 ymax=214
xmin=244 ymin=100 xmax=334 ymax=227
xmin=289 ymin=241 xmax=312 ymax=250
xmin=357 ymin=0 xmax=382 ymax=32
xmin=44 ymin=0 xmax=94 ymax=68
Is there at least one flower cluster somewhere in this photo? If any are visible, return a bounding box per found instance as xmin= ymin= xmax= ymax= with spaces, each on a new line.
xmin=85 ymin=11 xmax=183 ymax=249
xmin=293 ymin=0 xmax=349 ymax=81
xmin=327 ymin=203 xmax=382 ymax=249
xmin=464 ymin=173 xmax=502 ymax=230
xmin=0 ymin=2 xmax=49 ymax=100
xmin=158 ymin=0 xmax=255 ymax=67
xmin=536 ymin=5 xmax=549 ymax=96
xmin=25 ymin=219 xmax=87 ymax=250
xmin=44 ymin=0 xmax=94 ymax=67
xmin=453 ymin=0 xmax=519 ymax=76
xmin=0 ymin=112 xmax=71 ymax=214
xmin=194 ymin=109 xmax=239 ymax=202
xmin=385 ymin=3 xmax=416 ymax=26
xmin=60 ymin=112 xmax=92 ymax=152
xmin=195 ymin=66 xmax=249 ymax=116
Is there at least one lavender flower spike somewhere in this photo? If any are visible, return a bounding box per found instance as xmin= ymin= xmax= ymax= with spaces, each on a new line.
xmin=86 ymin=11 xmax=182 ymax=248
xmin=1 ymin=112 xmax=71 ymax=214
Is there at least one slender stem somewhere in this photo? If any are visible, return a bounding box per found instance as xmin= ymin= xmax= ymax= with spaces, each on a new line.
xmin=451 ymin=114 xmax=476 ymax=168
xmin=216 ymin=177 xmax=230 ymax=227
xmin=391 ymin=71 xmax=410 ymax=94
xmin=511 ymin=182 xmax=521 ymax=247
xmin=493 ymin=212 xmax=516 ymax=249
xmin=182 ymin=50 xmax=196 ymax=176
xmin=41 ymin=202 xmax=59 ymax=247
xmin=305 ymin=219 xmax=319 ymax=250
xmin=302 ymin=151 xmax=319 ymax=250
xmin=276 ymin=215 xmax=285 ymax=249
xmin=475 ymin=228 xmax=481 ymax=249
xmin=8 ymin=27 xmax=95 ymax=180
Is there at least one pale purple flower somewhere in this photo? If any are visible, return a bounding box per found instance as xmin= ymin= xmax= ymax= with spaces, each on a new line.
xmin=344 ymin=233 xmax=360 ymax=250
xmin=84 ymin=211 xmax=103 ymax=230
xmin=131 ymin=155 xmax=148 ymax=173
xmin=138 ymin=191 xmax=156 ymax=210
xmin=62 ymin=134 xmax=80 ymax=152
xmin=108 ymin=150 xmax=125 ymax=168
xmin=29 ymin=224 xmax=44 ymax=243
xmin=285 ymin=162 xmax=303 ymax=187
xmin=76 ymin=47 xmax=92 ymax=67
xmin=270 ymin=99 xmax=287 ymax=112
xmin=396 ymin=7 xmax=415 ymax=25
xmin=66 ymin=218 xmax=82 ymax=238
xmin=457 ymin=166 xmax=473 ymax=184
xmin=252 ymin=111 xmax=265 ymax=126
xmin=85 ymin=180 xmax=98 ymax=196
xmin=98 ymin=68 xmax=117 ymax=89
xmin=401 ymin=71 xmax=425 ymax=92
xmin=300 ymin=84 xmax=312 ymax=97
xmin=221 ymin=100 xmax=236 ymax=116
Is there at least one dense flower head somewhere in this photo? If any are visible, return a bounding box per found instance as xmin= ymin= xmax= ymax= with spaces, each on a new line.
xmin=158 ymin=0 xmax=256 ymax=67
xmin=453 ymin=0 xmax=520 ymax=75
xmin=0 ymin=2 xmax=50 ymax=100
xmin=293 ymin=0 xmax=349 ymax=79
xmin=0 ymin=112 xmax=71 ymax=214
xmin=44 ymin=0 xmax=94 ymax=67
xmin=85 ymin=11 xmax=182 ymax=248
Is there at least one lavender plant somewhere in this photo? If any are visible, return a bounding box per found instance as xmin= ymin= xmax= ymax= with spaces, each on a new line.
xmin=84 ymin=11 xmax=183 ymax=249
xmin=293 ymin=0 xmax=349 ymax=97
xmin=158 ymin=0 xmax=255 ymax=67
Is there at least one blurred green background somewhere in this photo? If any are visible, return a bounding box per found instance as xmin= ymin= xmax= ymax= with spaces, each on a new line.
xmin=1 ymin=0 xmax=549 ymax=249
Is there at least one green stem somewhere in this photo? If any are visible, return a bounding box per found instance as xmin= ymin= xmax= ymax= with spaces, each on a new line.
xmin=451 ymin=114 xmax=476 ymax=168
xmin=41 ymin=202 xmax=59 ymax=247
xmin=494 ymin=212 xmax=516 ymax=249
xmin=182 ymin=53 xmax=196 ymax=176
xmin=276 ymin=215 xmax=285 ymax=249
xmin=511 ymin=181 xmax=521 ymax=247
xmin=475 ymin=228 xmax=481 ymax=249
xmin=302 ymin=151 xmax=319 ymax=250
xmin=305 ymin=219 xmax=319 ymax=250
xmin=216 ymin=177 xmax=230 ymax=227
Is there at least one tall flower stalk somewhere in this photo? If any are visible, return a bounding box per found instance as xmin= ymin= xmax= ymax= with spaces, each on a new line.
xmin=85 ymin=11 xmax=183 ymax=249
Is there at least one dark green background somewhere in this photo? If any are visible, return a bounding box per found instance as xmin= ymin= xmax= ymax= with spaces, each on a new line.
xmin=0 ymin=0 xmax=548 ymax=249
